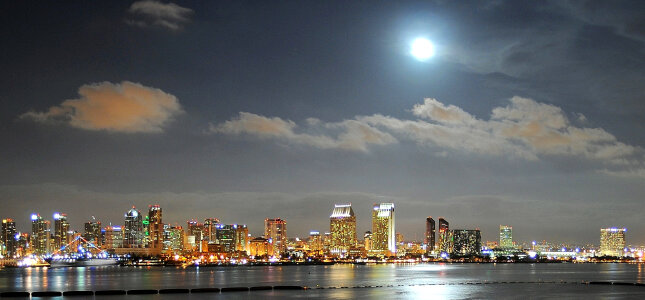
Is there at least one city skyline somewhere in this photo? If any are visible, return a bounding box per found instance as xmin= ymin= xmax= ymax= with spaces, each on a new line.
xmin=2 ymin=1 xmax=645 ymax=246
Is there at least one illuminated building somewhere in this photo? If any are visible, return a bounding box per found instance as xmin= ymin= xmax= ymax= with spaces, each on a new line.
xmin=31 ymin=214 xmax=50 ymax=255
xmin=123 ymin=207 xmax=144 ymax=248
xmin=53 ymin=212 xmax=71 ymax=253
xmin=425 ymin=217 xmax=435 ymax=253
xmin=1 ymin=219 xmax=17 ymax=257
xmin=452 ymin=229 xmax=481 ymax=256
xmin=599 ymin=227 xmax=626 ymax=257
xmin=187 ymin=220 xmax=204 ymax=242
xmin=264 ymin=218 xmax=287 ymax=255
xmin=104 ymin=226 xmax=123 ymax=250
xmin=215 ymin=224 xmax=236 ymax=253
xmin=438 ymin=217 xmax=452 ymax=254
xmin=370 ymin=203 xmax=396 ymax=256
xmin=364 ymin=231 xmax=372 ymax=251
xmin=83 ymin=218 xmax=102 ymax=247
xmin=249 ymin=237 xmax=272 ymax=257
xmin=308 ymin=231 xmax=323 ymax=252
xmin=329 ymin=204 xmax=357 ymax=256
xmin=147 ymin=205 xmax=163 ymax=249
xmin=499 ymin=225 xmax=513 ymax=248
xmin=162 ymin=224 xmax=184 ymax=254
xmin=204 ymin=218 xmax=220 ymax=242
xmin=234 ymin=224 xmax=249 ymax=253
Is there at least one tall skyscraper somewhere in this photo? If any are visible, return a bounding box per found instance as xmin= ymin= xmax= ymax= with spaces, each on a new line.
xmin=147 ymin=205 xmax=163 ymax=249
xmin=499 ymin=225 xmax=513 ymax=248
xmin=234 ymin=224 xmax=249 ymax=253
xmin=83 ymin=218 xmax=102 ymax=246
xmin=599 ymin=227 xmax=627 ymax=257
xmin=1 ymin=219 xmax=17 ymax=257
xmin=329 ymin=203 xmax=357 ymax=256
xmin=264 ymin=218 xmax=287 ymax=255
xmin=425 ymin=217 xmax=435 ymax=252
xmin=31 ymin=214 xmax=50 ymax=255
xmin=123 ymin=207 xmax=144 ymax=248
xmin=438 ymin=217 xmax=451 ymax=254
xmin=452 ymin=229 xmax=481 ymax=256
xmin=215 ymin=224 xmax=236 ymax=252
xmin=371 ymin=203 xmax=396 ymax=256
xmin=187 ymin=220 xmax=204 ymax=242
xmin=53 ymin=212 xmax=70 ymax=253
xmin=203 ymin=218 xmax=220 ymax=242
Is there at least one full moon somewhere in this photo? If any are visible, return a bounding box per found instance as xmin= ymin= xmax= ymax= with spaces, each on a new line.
xmin=410 ymin=38 xmax=435 ymax=61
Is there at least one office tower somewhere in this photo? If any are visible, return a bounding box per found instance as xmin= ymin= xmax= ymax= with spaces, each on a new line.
xmin=163 ymin=224 xmax=184 ymax=254
xmin=123 ymin=207 xmax=144 ymax=248
xmin=203 ymin=218 xmax=220 ymax=242
xmin=83 ymin=218 xmax=102 ymax=246
xmin=147 ymin=205 xmax=163 ymax=249
xmin=215 ymin=224 xmax=236 ymax=252
xmin=438 ymin=217 xmax=451 ymax=254
xmin=599 ymin=227 xmax=627 ymax=257
xmin=452 ymin=229 xmax=482 ymax=256
xmin=264 ymin=218 xmax=287 ymax=255
xmin=31 ymin=214 xmax=50 ymax=255
xmin=364 ymin=231 xmax=373 ymax=251
xmin=104 ymin=226 xmax=124 ymax=250
xmin=371 ymin=203 xmax=396 ymax=256
xmin=308 ymin=231 xmax=323 ymax=252
xmin=1 ymin=219 xmax=17 ymax=257
xmin=187 ymin=220 xmax=204 ymax=242
xmin=234 ymin=224 xmax=249 ymax=253
xmin=425 ymin=217 xmax=435 ymax=252
xmin=499 ymin=225 xmax=513 ymax=248
xmin=249 ymin=237 xmax=272 ymax=257
xmin=329 ymin=203 xmax=357 ymax=256
xmin=53 ymin=212 xmax=70 ymax=253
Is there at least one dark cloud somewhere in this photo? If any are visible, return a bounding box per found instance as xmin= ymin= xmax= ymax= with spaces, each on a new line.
xmin=126 ymin=0 xmax=193 ymax=31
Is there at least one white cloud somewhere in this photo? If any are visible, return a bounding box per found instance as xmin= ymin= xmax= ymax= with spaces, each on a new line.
xmin=214 ymin=96 xmax=644 ymax=174
xmin=21 ymin=81 xmax=183 ymax=133
xmin=126 ymin=0 xmax=193 ymax=31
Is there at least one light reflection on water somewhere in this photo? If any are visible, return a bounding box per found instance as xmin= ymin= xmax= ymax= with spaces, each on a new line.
xmin=1 ymin=263 xmax=644 ymax=298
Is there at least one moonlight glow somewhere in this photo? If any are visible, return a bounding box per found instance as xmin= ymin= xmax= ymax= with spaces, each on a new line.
xmin=411 ymin=38 xmax=435 ymax=61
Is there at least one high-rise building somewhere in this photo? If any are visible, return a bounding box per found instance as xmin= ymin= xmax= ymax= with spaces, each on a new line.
xmin=499 ymin=225 xmax=513 ymax=248
xmin=53 ymin=212 xmax=71 ymax=253
xmin=249 ymin=237 xmax=272 ymax=257
xmin=264 ymin=218 xmax=287 ymax=255
xmin=31 ymin=214 xmax=50 ymax=255
xmin=147 ymin=205 xmax=163 ymax=249
xmin=234 ymin=224 xmax=249 ymax=253
xmin=104 ymin=226 xmax=123 ymax=250
xmin=371 ymin=203 xmax=396 ymax=256
xmin=123 ymin=207 xmax=144 ymax=248
xmin=204 ymin=218 xmax=220 ymax=242
xmin=215 ymin=224 xmax=236 ymax=253
xmin=364 ymin=231 xmax=373 ymax=251
xmin=599 ymin=227 xmax=627 ymax=257
xmin=163 ymin=224 xmax=184 ymax=254
xmin=83 ymin=218 xmax=102 ymax=247
xmin=1 ymin=219 xmax=17 ymax=257
xmin=187 ymin=220 xmax=204 ymax=242
xmin=452 ymin=229 xmax=481 ymax=256
xmin=438 ymin=217 xmax=452 ymax=254
xmin=329 ymin=204 xmax=357 ymax=256
xmin=425 ymin=217 xmax=435 ymax=252
xmin=308 ymin=231 xmax=323 ymax=253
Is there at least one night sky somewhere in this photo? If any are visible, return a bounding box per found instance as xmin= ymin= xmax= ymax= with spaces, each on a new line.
xmin=1 ymin=0 xmax=644 ymax=245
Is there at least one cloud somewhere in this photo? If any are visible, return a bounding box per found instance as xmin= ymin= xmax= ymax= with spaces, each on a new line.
xmin=210 ymin=112 xmax=396 ymax=152
xmin=214 ymin=96 xmax=644 ymax=175
xmin=126 ymin=0 xmax=193 ymax=32
xmin=21 ymin=81 xmax=183 ymax=133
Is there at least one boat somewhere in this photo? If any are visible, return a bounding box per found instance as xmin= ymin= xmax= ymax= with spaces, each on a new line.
xmin=48 ymin=257 xmax=119 ymax=267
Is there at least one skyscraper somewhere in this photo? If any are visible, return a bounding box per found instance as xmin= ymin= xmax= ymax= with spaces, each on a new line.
xmin=438 ymin=217 xmax=451 ymax=254
xmin=234 ymin=224 xmax=249 ymax=253
xmin=425 ymin=217 xmax=435 ymax=253
xmin=104 ymin=226 xmax=123 ymax=250
xmin=308 ymin=231 xmax=323 ymax=253
xmin=215 ymin=224 xmax=236 ymax=253
xmin=162 ymin=225 xmax=184 ymax=254
xmin=53 ymin=212 xmax=70 ymax=253
xmin=499 ymin=225 xmax=513 ymax=248
xmin=31 ymin=214 xmax=50 ymax=255
xmin=83 ymin=218 xmax=102 ymax=246
xmin=203 ymin=218 xmax=220 ymax=242
xmin=599 ymin=227 xmax=627 ymax=257
xmin=123 ymin=207 xmax=144 ymax=248
xmin=452 ymin=229 xmax=481 ymax=256
xmin=371 ymin=203 xmax=396 ymax=256
xmin=1 ymin=219 xmax=17 ymax=257
xmin=329 ymin=203 xmax=357 ymax=256
xmin=264 ymin=218 xmax=287 ymax=255
xmin=148 ymin=205 xmax=163 ymax=249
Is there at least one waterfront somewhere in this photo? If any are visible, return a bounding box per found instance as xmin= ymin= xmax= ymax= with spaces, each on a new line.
xmin=1 ymin=263 xmax=645 ymax=298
